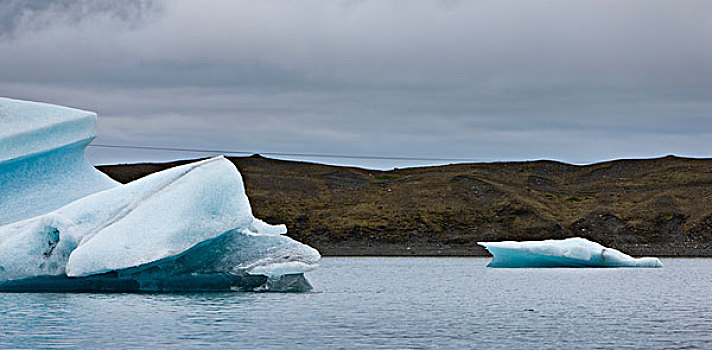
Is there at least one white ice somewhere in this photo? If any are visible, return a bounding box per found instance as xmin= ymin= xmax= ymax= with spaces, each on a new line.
xmin=479 ymin=237 xmax=663 ymax=268
xmin=0 ymin=98 xmax=118 ymax=225
xmin=0 ymin=97 xmax=97 ymax=162
xmin=0 ymin=98 xmax=320 ymax=290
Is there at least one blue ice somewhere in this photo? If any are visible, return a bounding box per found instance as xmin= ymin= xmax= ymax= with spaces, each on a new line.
xmin=0 ymin=98 xmax=319 ymax=292
xmin=479 ymin=238 xmax=662 ymax=268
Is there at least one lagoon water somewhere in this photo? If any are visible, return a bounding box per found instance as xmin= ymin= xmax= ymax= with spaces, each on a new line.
xmin=1 ymin=258 xmax=711 ymax=349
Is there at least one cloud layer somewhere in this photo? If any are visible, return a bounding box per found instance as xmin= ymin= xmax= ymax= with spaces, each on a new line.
xmin=2 ymin=0 xmax=711 ymax=168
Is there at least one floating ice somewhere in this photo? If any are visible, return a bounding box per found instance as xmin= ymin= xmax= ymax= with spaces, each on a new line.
xmin=0 ymin=98 xmax=319 ymax=292
xmin=0 ymin=98 xmax=118 ymax=225
xmin=479 ymin=237 xmax=662 ymax=268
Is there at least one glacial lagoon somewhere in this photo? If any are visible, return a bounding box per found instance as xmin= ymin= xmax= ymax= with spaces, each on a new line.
xmin=2 ymin=257 xmax=711 ymax=349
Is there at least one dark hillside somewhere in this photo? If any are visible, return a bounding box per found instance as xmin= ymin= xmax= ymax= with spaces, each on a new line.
xmin=98 ymin=155 xmax=712 ymax=256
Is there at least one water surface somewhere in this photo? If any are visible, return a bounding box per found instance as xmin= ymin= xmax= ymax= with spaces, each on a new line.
xmin=1 ymin=258 xmax=710 ymax=349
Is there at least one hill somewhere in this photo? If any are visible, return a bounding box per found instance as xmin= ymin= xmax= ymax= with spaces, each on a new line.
xmin=98 ymin=155 xmax=712 ymax=256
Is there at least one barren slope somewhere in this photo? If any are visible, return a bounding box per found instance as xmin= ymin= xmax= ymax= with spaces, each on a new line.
xmin=99 ymin=155 xmax=712 ymax=256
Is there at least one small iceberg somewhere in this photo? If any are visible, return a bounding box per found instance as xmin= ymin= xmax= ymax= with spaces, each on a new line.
xmin=0 ymin=98 xmax=320 ymax=292
xmin=478 ymin=237 xmax=662 ymax=268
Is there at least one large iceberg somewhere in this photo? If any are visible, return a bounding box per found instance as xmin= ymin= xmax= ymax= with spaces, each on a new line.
xmin=0 ymin=98 xmax=320 ymax=292
xmin=479 ymin=238 xmax=662 ymax=268
xmin=0 ymin=98 xmax=119 ymax=225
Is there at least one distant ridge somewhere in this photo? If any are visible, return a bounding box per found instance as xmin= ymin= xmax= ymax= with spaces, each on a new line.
xmin=99 ymin=155 xmax=712 ymax=257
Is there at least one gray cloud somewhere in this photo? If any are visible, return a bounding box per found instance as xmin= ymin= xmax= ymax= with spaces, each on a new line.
xmin=0 ymin=0 xmax=161 ymax=38
xmin=1 ymin=0 xmax=711 ymax=169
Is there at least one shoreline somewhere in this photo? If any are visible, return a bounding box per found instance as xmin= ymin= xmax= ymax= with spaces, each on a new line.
xmin=309 ymin=242 xmax=712 ymax=257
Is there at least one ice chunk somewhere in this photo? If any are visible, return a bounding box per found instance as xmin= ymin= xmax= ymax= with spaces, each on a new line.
xmin=0 ymin=98 xmax=118 ymax=225
xmin=65 ymin=157 xmax=259 ymax=277
xmin=0 ymin=99 xmax=320 ymax=292
xmin=0 ymin=227 xmax=319 ymax=292
xmin=0 ymin=157 xmax=320 ymax=286
xmin=479 ymin=237 xmax=662 ymax=268
xmin=107 ymin=227 xmax=321 ymax=292
xmin=0 ymin=97 xmax=97 ymax=162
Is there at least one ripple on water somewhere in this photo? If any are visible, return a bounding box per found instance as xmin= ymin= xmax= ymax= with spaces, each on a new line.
xmin=1 ymin=258 xmax=711 ymax=349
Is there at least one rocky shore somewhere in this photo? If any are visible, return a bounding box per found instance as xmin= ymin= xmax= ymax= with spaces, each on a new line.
xmin=99 ymin=155 xmax=712 ymax=257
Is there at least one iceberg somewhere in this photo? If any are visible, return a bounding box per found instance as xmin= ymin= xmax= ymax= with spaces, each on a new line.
xmin=0 ymin=98 xmax=320 ymax=292
xmin=0 ymin=98 xmax=119 ymax=225
xmin=479 ymin=237 xmax=662 ymax=268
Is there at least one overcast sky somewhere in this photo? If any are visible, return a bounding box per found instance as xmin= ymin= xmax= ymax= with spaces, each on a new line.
xmin=1 ymin=0 xmax=711 ymax=169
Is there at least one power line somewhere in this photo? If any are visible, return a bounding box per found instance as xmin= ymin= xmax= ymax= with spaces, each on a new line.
xmin=89 ymin=144 xmax=482 ymax=162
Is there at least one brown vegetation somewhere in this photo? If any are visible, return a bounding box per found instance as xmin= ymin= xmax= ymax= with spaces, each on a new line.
xmin=98 ymin=155 xmax=712 ymax=256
